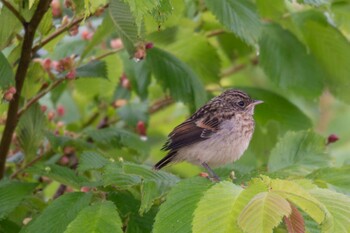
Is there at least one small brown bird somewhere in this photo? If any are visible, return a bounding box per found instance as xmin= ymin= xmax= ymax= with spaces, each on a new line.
xmin=154 ymin=89 xmax=263 ymax=181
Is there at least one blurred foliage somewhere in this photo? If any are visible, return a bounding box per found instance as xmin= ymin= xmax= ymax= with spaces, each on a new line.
xmin=0 ymin=0 xmax=350 ymax=232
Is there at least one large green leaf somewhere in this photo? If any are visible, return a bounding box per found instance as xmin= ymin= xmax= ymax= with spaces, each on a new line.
xmin=293 ymin=10 xmax=350 ymax=103
xmin=76 ymin=61 xmax=108 ymax=79
xmin=238 ymin=192 xmax=292 ymax=233
xmin=192 ymin=180 xmax=268 ymax=233
xmin=26 ymin=164 xmax=90 ymax=189
xmin=124 ymin=0 xmax=158 ymax=33
xmin=77 ymin=151 xmax=110 ymax=173
xmin=84 ymin=127 xmax=150 ymax=158
xmin=310 ymin=188 xmax=350 ymax=233
xmin=169 ymin=33 xmax=221 ymax=84
xmin=16 ymin=104 xmax=46 ymax=161
xmin=64 ymin=201 xmax=123 ymax=233
xmin=153 ymin=177 xmax=213 ymax=233
xmin=146 ymin=47 xmax=207 ymax=109
xmin=306 ymin=166 xmax=350 ymax=194
xmin=109 ymin=0 xmax=141 ymax=56
xmin=21 ymin=192 xmax=92 ymax=233
xmin=204 ymin=0 xmax=261 ymax=45
xmin=268 ymin=131 xmax=330 ymax=174
xmin=270 ymin=179 xmax=327 ymax=225
xmin=241 ymin=88 xmax=312 ymax=131
xmin=0 ymin=51 xmax=14 ymax=90
xmin=259 ymin=24 xmax=324 ymax=98
xmin=0 ymin=180 xmax=37 ymax=220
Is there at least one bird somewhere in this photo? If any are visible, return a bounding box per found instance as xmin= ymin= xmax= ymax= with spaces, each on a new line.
xmin=153 ymin=89 xmax=263 ymax=181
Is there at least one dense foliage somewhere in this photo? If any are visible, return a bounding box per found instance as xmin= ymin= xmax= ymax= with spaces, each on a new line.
xmin=0 ymin=0 xmax=350 ymax=232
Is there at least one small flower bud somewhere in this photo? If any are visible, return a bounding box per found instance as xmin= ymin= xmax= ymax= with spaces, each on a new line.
xmin=66 ymin=69 xmax=76 ymax=79
xmin=57 ymin=105 xmax=65 ymax=116
xmin=145 ymin=42 xmax=154 ymax=49
xmin=136 ymin=121 xmax=147 ymax=136
xmin=51 ymin=0 xmax=62 ymax=17
xmin=47 ymin=111 xmax=55 ymax=121
xmin=327 ymin=134 xmax=339 ymax=145
xmin=110 ymin=38 xmax=123 ymax=49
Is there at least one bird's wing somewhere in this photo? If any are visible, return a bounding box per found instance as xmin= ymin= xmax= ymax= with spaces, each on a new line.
xmin=161 ymin=115 xmax=220 ymax=151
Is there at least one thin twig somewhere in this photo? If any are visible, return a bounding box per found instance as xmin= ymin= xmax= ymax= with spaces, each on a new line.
xmin=220 ymin=57 xmax=259 ymax=78
xmin=10 ymin=154 xmax=45 ymax=179
xmin=206 ymin=29 xmax=226 ymax=38
xmin=92 ymin=48 xmax=123 ymax=61
xmin=32 ymin=4 xmax=109 ymax=53
xmin=17 ymin=78 xmax=65 ymax=117
xmin=1 ymin=0 xmax=27 ymax=25
xmin=149 ymin=96 xmax=174 ymax=114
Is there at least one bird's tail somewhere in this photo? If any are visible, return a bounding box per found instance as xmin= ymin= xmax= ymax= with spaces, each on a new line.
xmin=153 ymin=150 xmax=177 ymax=170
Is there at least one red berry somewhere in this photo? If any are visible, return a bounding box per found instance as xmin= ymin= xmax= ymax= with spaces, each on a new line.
xmin=327 ymin=134 xmax=339 ymax=145
xmin=57 ymin=105 xmax=65 ymax=117
xmin=145 ymin=42 xmax=154 ymax=49
xmin=136 ymin=121 xmax=147 ymax=136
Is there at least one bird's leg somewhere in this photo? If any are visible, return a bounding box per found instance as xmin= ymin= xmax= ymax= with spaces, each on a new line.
xmin=201 ymin=162 xmax=220 ymax=182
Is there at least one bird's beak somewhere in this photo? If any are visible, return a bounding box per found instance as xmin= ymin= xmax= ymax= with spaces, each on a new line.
xmin=252 ymin=100 xmax=263 ymax=105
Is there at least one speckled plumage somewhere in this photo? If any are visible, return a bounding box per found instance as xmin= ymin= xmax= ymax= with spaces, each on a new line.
xmin=154 ymin=89 xmax=262 ymax=179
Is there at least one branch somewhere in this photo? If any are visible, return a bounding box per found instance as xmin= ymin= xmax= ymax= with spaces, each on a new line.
xmin=0 ymin=0 xmax=51 ymax=179
xmin=17 ymin=78 xmax=64 ymax=117
xmin=1 ymin=0 xmax=27 ymax=25
xmin=92 ymin=48 xmax=123 ymax=61
xmin=10 ymin=154 xmax=45 ymax=179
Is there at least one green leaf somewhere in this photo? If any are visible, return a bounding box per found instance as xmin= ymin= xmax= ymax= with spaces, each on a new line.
xmin=293 ymin=11 xmax=350 ymax=103
xmin=117 ymin=102 xmax=148 ymax=127
xmin=16 ymin=104 xmax=46 ymax=160
xmin=38 ymin=11 xmax=53 ymax=36
xmin=77 ymin=151 xmax=110 ymax=173
xmin=241 ymin=88 xmax=312 ymax=131
xmin=192 ymin=181 xmax=268 ymax=233
xmin=21 ymin=192 xmax=92 ymax=233
xmin=102 ymin=163 xmax=142 ymax=188
xmin=0 ymin=180 xmax=37 ymax=220
xmin=26 ymin=164 xmax=89 ymax=189
xmin=204 ymin=0 xmax=261 ymax=45
xmin=125 ymin=0 xmax=158 ymax=33
xmin=268 ymin=131 xmax=331 ymax=174
xmin=85 ymin=127 xmax=150 ymax=158
xmin=0 ymin=51 xmax=14 ymax=89
xmin=146 ymin=47 xmax=207 ymax=109
xmin=256 ymin=0 xmax=286 ymax=20
xmin=121 ymin=57 xmax=151 ymax=100
xmin=109 ymin=0 xmax=141 ymax=56
xmin=238 ymin=192 xmax=292 ymax=233
xmin=76 ymin=60 xmax=108 ymax=79
xmin=270 ymin=179 xmax=326 ymax=225
xmin=169 ymin=33 xmax=221 ymax=84
xmin=0 ymin=7 xmax=22 ymax=49
xmin=259 ymin=24 xmax=324 ymax=98
xmin=306 ymin=166 xmax=350 ymax=194
xmin=310 ymin=188 xmax=350 ymax=233
xmin=298 ymin=0 xmax=329 ymax=6
xmin=153 ymin=177 xmax=213 ymax=233
xmin=0 ymin=219 xmax=21 ymax=233
xmin=64 ymin=201 xmax=123 ymax=233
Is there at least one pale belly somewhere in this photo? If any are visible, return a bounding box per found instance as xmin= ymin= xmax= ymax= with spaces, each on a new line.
xmin=176 ymin=118 xmax=254 ymax=167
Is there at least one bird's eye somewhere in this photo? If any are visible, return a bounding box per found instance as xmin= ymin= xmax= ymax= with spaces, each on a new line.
xmin=238 ymin=101 xmax=245 ymax=107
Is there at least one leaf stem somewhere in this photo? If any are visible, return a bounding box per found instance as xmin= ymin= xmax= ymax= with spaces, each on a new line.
xmin=0 ymin=0 xmax=51 ymax=179
xmin=0 ymin=0 xmax=27 ymax=25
